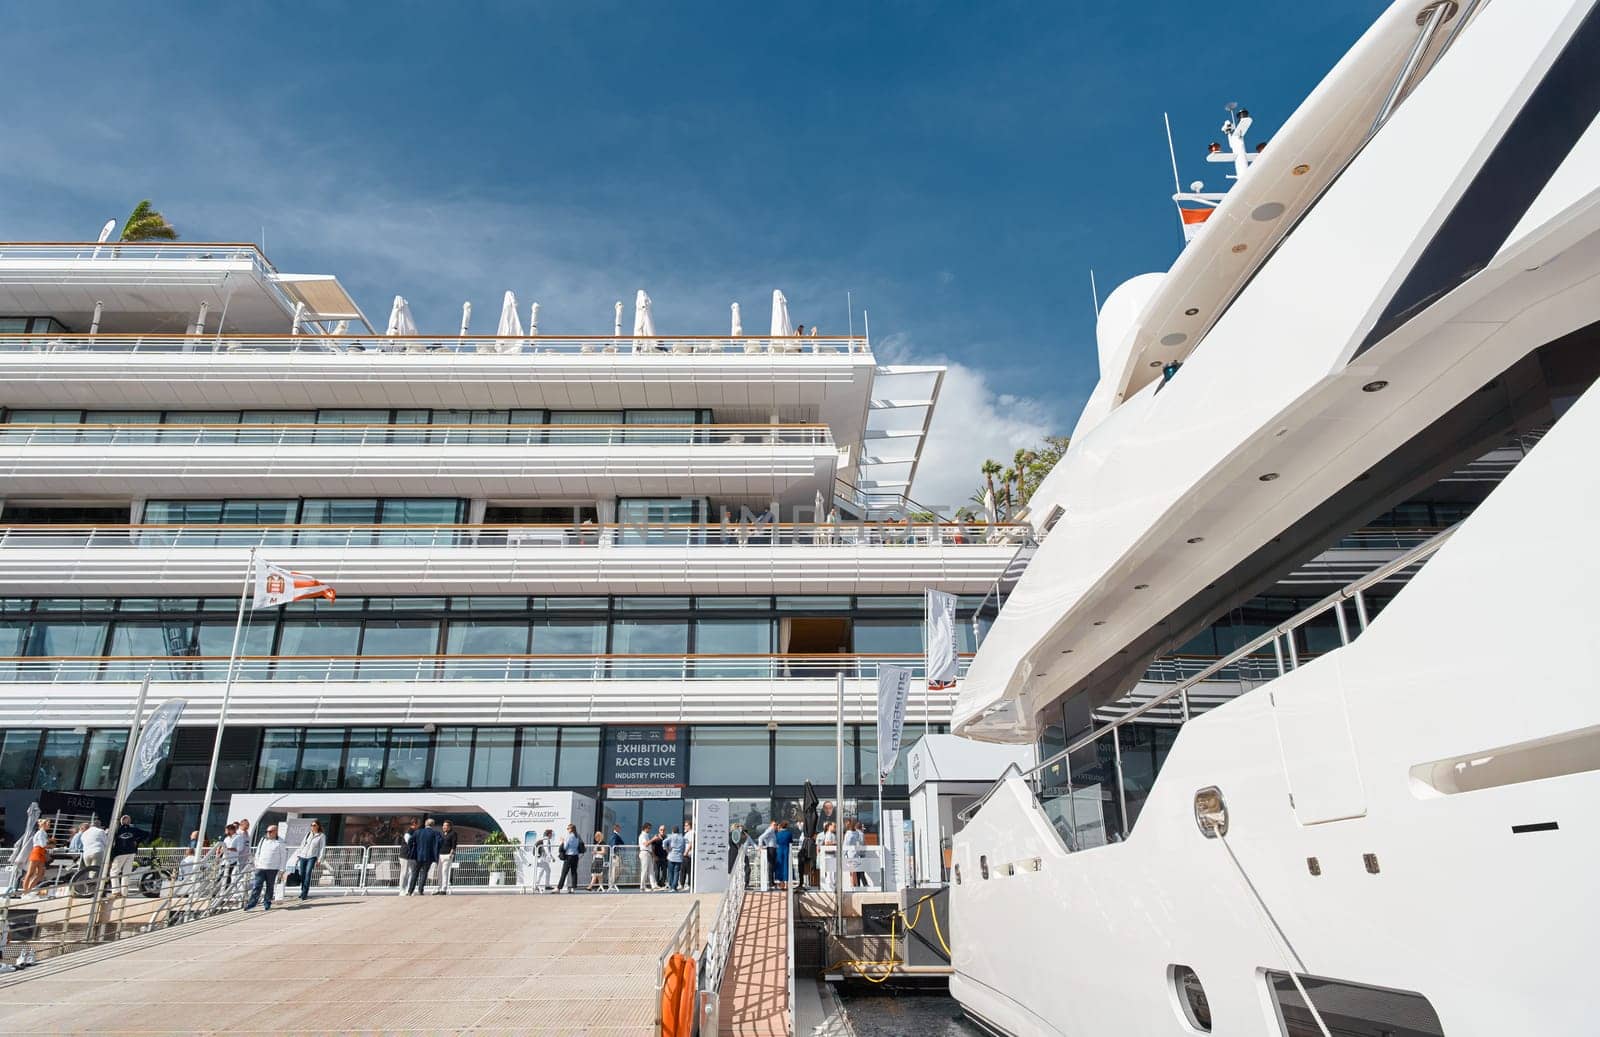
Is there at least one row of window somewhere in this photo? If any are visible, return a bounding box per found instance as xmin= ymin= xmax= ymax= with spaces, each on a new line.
xmin=0 ymin=594 xmax=976 ymax=615
xmin=1 ymin=407 xmax=715 ymax=427
xmin=0 ymin=722 xmax=929 ymax=795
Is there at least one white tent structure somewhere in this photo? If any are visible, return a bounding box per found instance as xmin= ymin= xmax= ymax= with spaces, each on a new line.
xmin=731 ymin=302 xmax=743 ymax=337
xmin=496 ymin=290 xmax=524 ymax=353
xmin=633 ymin=290 xmax=656 ymax=352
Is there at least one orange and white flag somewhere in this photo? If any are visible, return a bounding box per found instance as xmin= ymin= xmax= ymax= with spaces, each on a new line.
xmin=253 ymin=561 xmax=336 ymax=609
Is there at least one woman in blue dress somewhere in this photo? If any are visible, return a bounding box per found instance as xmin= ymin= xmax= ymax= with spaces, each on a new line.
xmin=773 ymin=820 xmax=794 ymax=887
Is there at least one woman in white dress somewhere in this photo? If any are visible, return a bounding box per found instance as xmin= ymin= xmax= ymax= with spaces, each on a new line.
xmin=817 ymin=821 xmax=839 ymax=892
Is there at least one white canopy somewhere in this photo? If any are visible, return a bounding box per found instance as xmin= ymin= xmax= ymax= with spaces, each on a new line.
xmin=770 ymin=289 xmax=791 ymax=338
xmin=386 ymin=295 xmax=418 ymax=337
xmin=731 ymin=302 xmax=743 ymax=337
xmin=633 ymin=290 xmax=655 ymax=337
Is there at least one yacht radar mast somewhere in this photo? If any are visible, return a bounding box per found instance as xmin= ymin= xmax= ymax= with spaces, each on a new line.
xmin=1170 ymin=103 xmax=1266 ymax=242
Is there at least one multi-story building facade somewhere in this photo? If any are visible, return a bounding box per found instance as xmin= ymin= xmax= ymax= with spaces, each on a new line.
xmin=0 ymin=240 xmax=1027 ymax=847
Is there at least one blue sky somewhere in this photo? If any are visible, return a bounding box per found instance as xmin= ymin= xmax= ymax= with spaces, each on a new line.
xmin=0 ymin=0 xmax=1387 ymax=503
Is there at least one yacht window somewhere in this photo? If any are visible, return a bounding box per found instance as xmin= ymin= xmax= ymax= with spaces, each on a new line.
xmin=978 ymin=855 xmax=989 ymax=879
xmin=1265 ymin=972 xmax=1442 ymax=1037
xmin=1171 ymin=965 xmax=1212 ymax=1032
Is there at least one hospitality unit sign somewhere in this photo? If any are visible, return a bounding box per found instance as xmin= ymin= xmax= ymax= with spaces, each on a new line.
xmin=604 ymin=725 xmax=686 ymax=787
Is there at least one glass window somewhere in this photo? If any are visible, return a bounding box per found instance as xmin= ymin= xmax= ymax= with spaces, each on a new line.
xmin=383 ymin=727 xmax=431 ymax=788
xmin=195 ymin=621 xmax=275 ymax=680
xmin=517 ymin=726 xmax=558 ymax=786
xmin=777 ymin=596 xmax=852 ymax=613
xmin=297 ymin=728 xmax=344 ymax=789
xmin=472 ymin=728 xmax=515 ymax=787
xmin=34 ymin=729 xmax=85 ymax=790
xmin=432 ymin=727 xmax=473 ymax=788
xmin=445 ymin=620 xmax=530 ymax=680
xmin=0 ymin=729 xmax=41 ymax=787
xmin=221 ymin=500 xmax=298 ymax=525
xmin=529 ymin=621 xmax=606 ymax=679
xmin=616 ymin=597 xmax=692 ymax=611
xmin=694 ymin=619 xmax=772 ymax=677
xmin=556 ymin=727 xmax=601 ymax=786
xmin=25 ymin=620 xmax=108 ymax=657
xmin=344 ymin=728 xmax=386 ymax=789
xmin=256 ymin=728 xmax=301 ymax=790
xmin=690 ymin=726 xmax=770 ymax=786
xmin=240 ymin=410 xmax=316 ymax=425
xmin=853 ymin=620 xmax=922 ymax=654
xmin=610 ymin=620 xmax=688 ymax=679
xmin=104 ymin=621 xmax=196 ymax=680
xmin=616 ymin=501 xmax=704 ymax=544
xmin=695 ymin=597 xmax=772 ymax=611
xmin=359 ymin=620 xmax=439 ymax=677
xmin=277 ymin=620 xmax=361 ymax=678
xmin=1266 ymin=972 xmax=1443 ymax=1037
xmin=775 ymin=726 xmax=836 ymax=785
xmin=858 ymin=724 xmax=911 ymax=786
xmin=299 ymin=500 xmax=380 ymax=546
xmin=315 ymin=409 xmax=389 ymax=424
xmin=81 ymin=729 xmax=127 ymax=790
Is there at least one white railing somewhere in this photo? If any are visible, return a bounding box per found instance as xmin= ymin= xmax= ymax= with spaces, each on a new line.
xmin=656 ymin=899 xmax=702 ymax=1036
xmin=0 ymin=333 xmax=870 ymax=357
xmin=0 ymin=422 xmax=833 ymax=448
xmin=697 ymin=844 xmax=756 ymax=1036
xmin=0 ymin=652 xmax=971 ymax=685
xmin=0 ymin=242 xmax=274 ymax=269
xmin=0 ymin=521 xmax=1030 ymax=551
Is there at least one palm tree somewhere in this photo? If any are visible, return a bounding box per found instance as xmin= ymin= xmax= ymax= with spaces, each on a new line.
xmin=1013 ymin=448 xmax=1039 ymax=506
xmin=1000 ymin=467 xmax=1017 ymax=518
xmin=981 ymin=459 xmax=1003 ymax=516
xmin=120 ymin=200 xmax=178 ymax=242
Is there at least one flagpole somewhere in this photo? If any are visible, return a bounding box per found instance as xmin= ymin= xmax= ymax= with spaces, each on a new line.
xmin=876 ymin=773 xmax=884 ymax=891
xmin=833 ymin=670 xmax=844 ymax=937
xmin=194 ymin=547 xmax=255 ymax=853
xmin=86 ymin=672 xmax=151 ymax=937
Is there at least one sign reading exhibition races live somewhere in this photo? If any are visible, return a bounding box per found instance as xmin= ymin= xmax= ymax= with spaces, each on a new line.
xmin=604 ymin=725 xmax=686 ymax=796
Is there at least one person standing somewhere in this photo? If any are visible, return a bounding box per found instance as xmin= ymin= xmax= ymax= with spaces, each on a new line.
xmin=637 ymin=823 xmax=658 ymax=891
xmin=796 ymin=821 xmax=814 ymax=892
xmin=557 ymin=824 xmax=583 ymax=893
xmin=587 ymin=832 xmax=608 ymax=891
xmin=607 ymin=825 xmax=626 ymax=891
xmin=843 ymin=820 xmax=866 ymax=888
xmin=757 ymin=821 xmax=779 ymax=891
xmin=292 ymin=820 xmax=325 ymax=901
xmin=532 ymin=828 xmax=555 ymax=892
xmin=651 ymin=825 xmax=669 ymax=889
xmin=110 ymin=814 xmax=148 ymax=898
xmin=665 ymin=826 xmax=686 ymax=891
xmin=773 ymin=821 xmax=793 ymax=889
xmin=68 ymin=821 xmax=88 ymax=857
xmin=218 ymin=822 xmax=240 ymax=887
xmin=435 ymin=821 xmax=458 ymax=895
xmin=681 ymin=821 xmax=695 ymax=890
xmin=234 ymin=818 xmax=253 ymax=874
xmin=19 ymin=819 xmax=51 ymax=895
xmin=79 ymin=817 xmax=107 ymax=870
xmin=407 ymin=819 xmax=443 ymax=896
xmin=818 ymin=822 xmax=838 ymax=891
xmin=243 ymin=823 xmax=289 ymax=911
xmin=398 ymin=821 xmax=420 ymax=895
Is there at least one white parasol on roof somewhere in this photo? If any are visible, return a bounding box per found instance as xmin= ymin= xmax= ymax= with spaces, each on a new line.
xmin=770 ymin=289 xmax=791 ymax=340
xmin=614 ymin=301 xmax=623 ymax=337
xmin=633 ymin=290 xmax=656 ymax=352
xmin=497 ymin=290 xmax=524 ymax=353
xmin=983 ymin=487 xmax=998 ymax=527
xmin=529 ymin=302 xmax=540 ymax=337
xmin=459 ymin=301 xmax=472 ymax=337
xmin=386 ymin=295 xmax=418 ymax=336
xmin=731 ymin=302 xmax=743 ymax=337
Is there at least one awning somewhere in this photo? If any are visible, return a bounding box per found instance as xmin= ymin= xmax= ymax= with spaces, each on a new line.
xmin=273 ymin=274 xmax=372 ymax=329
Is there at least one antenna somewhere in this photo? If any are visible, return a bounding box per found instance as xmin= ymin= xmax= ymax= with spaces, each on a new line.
xmin=847 ymin=290 xmax=854 ymax=340
xmin=1089 ymin=270 xmax=1101 ymax=318
xmin=1164 ymin=112 xmax=1183 ymax=196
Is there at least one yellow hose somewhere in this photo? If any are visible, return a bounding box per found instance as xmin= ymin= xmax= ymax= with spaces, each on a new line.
xmin=820 ymin=891 xmax=953 ymax=982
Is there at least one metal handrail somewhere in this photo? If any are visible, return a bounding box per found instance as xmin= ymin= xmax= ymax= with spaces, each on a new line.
xmin=0 ymin=422 xmax=834 ymax=448
xmin=0 ymin=520 xmax=1029 ymax=551
xmin=0 ymin=333 xmax=870 ymax=357
xmin=959 ymin=526 xmax=1458 ymax=822
xmin=655 ymin=899 xmax=702 ymax=1036
xmin=698 ymin=844 xmax=755 ymax=1035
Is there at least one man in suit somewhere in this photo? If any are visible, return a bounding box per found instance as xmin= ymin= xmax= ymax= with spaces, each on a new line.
xmin=407 ymin=818 xmax=443 ymax=896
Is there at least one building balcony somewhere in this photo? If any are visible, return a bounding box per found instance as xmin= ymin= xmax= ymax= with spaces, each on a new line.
xmin=0 ymin=652 xmax=970 ymax=727
xmin=0 ymin=422 xmax=837 ymax=497
xmin=0 ymin=521 xmax=1030 ymax=596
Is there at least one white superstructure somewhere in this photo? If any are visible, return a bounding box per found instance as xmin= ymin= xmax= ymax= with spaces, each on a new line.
xmin=949 ymin=1 xmax=1600 ymax=1033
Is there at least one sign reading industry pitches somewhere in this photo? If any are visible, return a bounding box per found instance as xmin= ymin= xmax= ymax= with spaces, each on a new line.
xmin=604 ymin=725 xmax=686 ymax=791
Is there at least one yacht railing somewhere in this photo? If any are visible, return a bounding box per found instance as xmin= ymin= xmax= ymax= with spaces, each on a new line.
xmin=0 ymin=521 xmax=1031 ymax=551
xmin=970 ymin=536 xmax=1040 ymax=649
xmin=0 ymin=242 xmax=274 ymax=271
xmin=0 ymin=652 xmax=973 ymax=685
xmin=0 ymin=333 xmax=870 ymax=357
xmin=0 ymin=422 xmax=833 ymax=448
xmin=958 ymin=526 xmax=1458 ymax=833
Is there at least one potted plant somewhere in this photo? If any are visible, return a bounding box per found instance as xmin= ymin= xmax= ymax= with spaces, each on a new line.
xmin=482 ymin=830 xmax=514 ymax=886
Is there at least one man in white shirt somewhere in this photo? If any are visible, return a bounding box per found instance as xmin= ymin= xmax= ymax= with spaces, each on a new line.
xmin=757 ymin=821 xmax=779 ymax=891
xmin=532 ymin=829 xmax=554 ymax=892
xmin=79 ymin=818 xmax=108 ymax=868
xmin=243 ymin=823 xmax=289 ymax=911
xmin=638 ymin=824 xmax=658 ymax=891
xmin=681 ymin=822 xmax=695 ymax=891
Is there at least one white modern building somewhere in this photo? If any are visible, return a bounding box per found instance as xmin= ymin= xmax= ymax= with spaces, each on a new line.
xmin=0 ymin=240 xmax=1027 ymax=848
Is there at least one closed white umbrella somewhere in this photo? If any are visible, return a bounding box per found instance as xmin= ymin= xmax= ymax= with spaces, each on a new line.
xmin=496 ymin=290 xmax=523 ymax=353
xmin=815 ymin=490 xmax=825 ymax=521
xmin=387 ymin=296 xmax=419 ymax=350
xmin=731 ymin=302 xmax=743 ymax=337
xmin=459 ymin=301 xmax=473 ymax=337
xmin=633 ymin=289 xmax=656 ymax=352
xmin=613 ymin=301 xmax=623 ymax=336
xmin=770 ymin=289 xmax=791 ymax=339
xmin=529 ymin=301 xmax=540 ymax=337
xmin=983 ymin=487 xmax=998 ymax=527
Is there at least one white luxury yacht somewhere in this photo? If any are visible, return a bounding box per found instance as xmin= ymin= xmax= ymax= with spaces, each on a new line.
xmin=948 ymin=1 xmax=1600 ymax=1034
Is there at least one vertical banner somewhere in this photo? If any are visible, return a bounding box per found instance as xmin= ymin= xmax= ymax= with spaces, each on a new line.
xmin=128 ymin=698 xmax=186 ymax=790
xmin=876 ymin=665 xmax=912 ymax=783
xmin=883 ymin=809 xmax=906 ymax=891
xmin=692 ymin=798 xmax=730 ymax=894
xmin=925 ymin=589 xmax=959 ymax=690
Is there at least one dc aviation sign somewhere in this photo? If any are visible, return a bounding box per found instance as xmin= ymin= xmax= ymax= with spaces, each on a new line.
xmin=604 ymin=725 xmax=685 ymax=787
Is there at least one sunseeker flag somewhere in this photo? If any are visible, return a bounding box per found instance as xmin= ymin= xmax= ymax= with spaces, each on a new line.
xmin=253 ymin=561 xmax=337 ymax=609
xmin=875 ymin=665 xmax=912 ymax=784
xmin=925 ymin=589 xmax=959 ymax=691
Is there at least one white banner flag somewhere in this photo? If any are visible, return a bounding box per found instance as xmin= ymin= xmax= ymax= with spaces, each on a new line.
xmin=130 ymin=698 xmax=186 ymax=791
xmin=925 ymin=589 xmax=959 ymax=690
xmin=253 ymin=561 xmax=337 ymax=609
xmin=876 ymin=665 xmax=912 ymax=784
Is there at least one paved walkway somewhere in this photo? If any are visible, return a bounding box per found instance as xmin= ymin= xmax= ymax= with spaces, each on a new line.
xmin=0 ymin=891 xmax=709 ymax=1035
xmin=718 ymin=891 xmax=789 ymax=1036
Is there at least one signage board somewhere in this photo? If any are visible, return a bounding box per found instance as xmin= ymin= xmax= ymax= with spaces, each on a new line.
xmin=692 ymin=798 xmax=730 ymax=894
xmin=604 ymin=725 xmax=686 ymax=787
xmin=606 ymin=786 xmax=682 ymax=800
